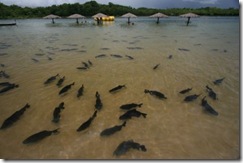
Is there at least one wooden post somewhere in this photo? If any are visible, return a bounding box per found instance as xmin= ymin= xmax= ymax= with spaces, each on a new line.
xmin=186 ymin=17 xmax=191 ymax=26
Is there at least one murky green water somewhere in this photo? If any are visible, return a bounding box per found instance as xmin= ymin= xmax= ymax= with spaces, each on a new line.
xmin=0 ymin=16 xmax=240 ymax=159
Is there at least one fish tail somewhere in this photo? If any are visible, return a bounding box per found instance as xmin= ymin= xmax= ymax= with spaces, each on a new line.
xmin=140 ymin=145 xmax=147 ymax=152
xmin=0 ymin=125 xmax=4 ymax=130
xmin=25 ymin=103 xmax=30 ymax=108
xmin=52 ymin=118 xmax=59 ymax=123
xmin=144 ymin=89 xmax=149 ymax=94
xmin=138 ymin=103 xmax=143 ymax=107
xmin=72 ymin=82 xmax=75 ymax=85
xmin=92 ymin=110 xmax=97 ymax=119
xmin=52 ymin=128 xmax=60 ymax=134
xmin=60 ymin=102 xmax=65 ymax=109
xmin=142 ymin=113 xmax=147 ymax=118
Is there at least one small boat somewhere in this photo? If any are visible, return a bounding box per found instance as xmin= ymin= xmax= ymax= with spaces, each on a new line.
xmin=0 ymin=23 xmax=17 ymax=26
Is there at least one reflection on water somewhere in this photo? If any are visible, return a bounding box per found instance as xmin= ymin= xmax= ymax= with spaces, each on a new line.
xmin=0 ymin=17 xmax=240 ymax=159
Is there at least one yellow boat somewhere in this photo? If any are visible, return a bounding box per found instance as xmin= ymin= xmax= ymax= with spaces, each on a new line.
xmin=95 ymin=16 xmax=115 ymax=21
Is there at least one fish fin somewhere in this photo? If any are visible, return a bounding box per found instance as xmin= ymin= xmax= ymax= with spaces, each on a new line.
xmin=122 ymin=121 xmax=126 ymax=127
xmin=202 ymin=96 xmax=206 ymax=100
xmin=138 ymin=103 xmax=143 ymax=107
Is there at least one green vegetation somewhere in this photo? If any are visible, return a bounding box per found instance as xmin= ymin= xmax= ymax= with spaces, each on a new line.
xmin=0 ymin=0 xmax=239 ymax=18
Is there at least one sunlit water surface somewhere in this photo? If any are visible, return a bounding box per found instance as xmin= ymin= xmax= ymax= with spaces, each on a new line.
xmin=0 ymin=17 xmax=240 ymax=159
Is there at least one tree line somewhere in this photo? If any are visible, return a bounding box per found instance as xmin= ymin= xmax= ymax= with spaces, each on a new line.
xmin=0 ymin=0 xmax=239 ymax=19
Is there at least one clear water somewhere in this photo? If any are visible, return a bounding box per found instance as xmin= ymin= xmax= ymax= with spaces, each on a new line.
xmin=0 ymin=16 xmax=240 ymax=159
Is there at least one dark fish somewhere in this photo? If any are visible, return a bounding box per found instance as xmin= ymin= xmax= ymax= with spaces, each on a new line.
xmin=0 ymin=82 xmax=11 ymax=86
xmin=56 ymin=76 xmax=65 ymax=87
xmin=111 ymin=54 xmax=123 ymax=58
xmin=144 ymin=89 xmax=167 ymax=99
xmin=179 ymin=88 xmax=192 ymax=94
xmin=60 ymin=48 xmax=78 ymax=52
xmin=59 ymin=82 xmax=75 ymax=95
xmin=127 ymin=47 xmax=143 ymax=50
xmin=120 ymin=103 xmax=143 ymax=110
xmin=206 ymin=85 xmax=217 ymax=100
xmin=125 ymin=55 xmax=134 ymax=60
xmin=0 ymin=83 xmax=19 ymax=94
xmin=109 ymin=85 xmax=126 ymax=93
xmin=88 ymin=60 xmax=93 ymax=66
xmin=77 ymin=85 xmax=84 ymax=98
xmin=113 ymin=140 xmax=147 ymax=156
xmin=95 ymin=54 xmax=106 ymax=58
xmin=23 ymin=128 xmax=59 ymax=144
xmin=0 ymin=103 xmax=30 ymax=129
xmin=100 ymin=47 xmax=109 ymax=50
xmin=153 ymin=64 xmax=160 ymax=70
xmin=119 ymin=109 xmax=147 ymax=120
xmin=31 ymin=58 xmax=39 ymax=62
xmin=178 ymin=48 xmax=190 ymax=51
xmin=212 ymin=49 xmax=219 ymax=52
xmin=0 ymin=53 xmax=8 ymax=56
xmin=77 ymin=110 xmax=97 ymax=132
xmin=213 ymin=77 xmax=225 ymax=85
xmin=127 ymin=47 xmax=135 ymax=50
xmin=100 ymin=121 xmax=126 ymax=136
xmin=35 ymin=53 xmax=44 ymax=56
xmin=82 ymin=62 xmax=89 ymax=68
xmin=52 ymin=102 xmax=65 ymax=123
xmin=168 ymin=55 xmax=173 ymax=59
xmin=47 ymin=56 xmax=53 ymax=60
xmin=0 ymin=71 xmax=10 ymax=78
xmin=76 ymin=67 xmax=88 ymax=70
xmin=44 ymin=74 xmax=59 ymax=85
xmin=201 ymin=97 xmax=218 ymax=116
xmin=79 ymin=50 xmax=86 ymax=53
xmin=0 ymin=64 xmax=5 ymax=67
xmin=95 ymin=91 xmax=103 ymax=110
xmin=184 ymin=94 xmax=201 ymax=102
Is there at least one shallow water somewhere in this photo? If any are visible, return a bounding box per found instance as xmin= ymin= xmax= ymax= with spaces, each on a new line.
xmin=0 ymin=17 xmax=240 ymax=159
